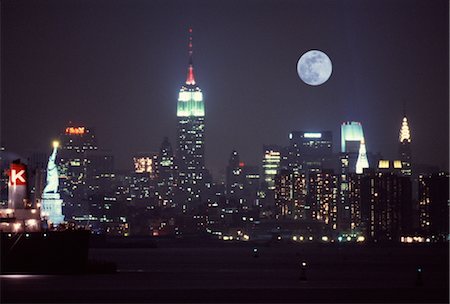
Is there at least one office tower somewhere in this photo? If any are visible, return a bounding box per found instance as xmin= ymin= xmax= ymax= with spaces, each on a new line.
xmin=131 ymin=152 xmax=157 ymax=204
xmin=361 ymin=170 xmax=412 ymax=242
xmin=243 ymin=166 xmax=261 ymax=208
xmin=156 ymin=137 xmax=176 ymax=208
xmin=176 ymin=29 xmax=206 ymax=209
xmin=340 ymin=121 xmax=368 ymax=231
xmin=262 ymin=145 xmax=282 ymax=191
xmin=418 ymin=172 xmax=449 ymax=241
xmin=346 ymin=173 xmax=363 ymax=232
xmin=308 ymin=170 xmax=339 ymax=229
xmin=274 ymin=169 xmax=307 ymax=220
xmin=87 ymin=150 xmax=115 ymax=196
xmin=58 ymin=125 xmax=98 ymax=219
xmin=288 ymin=131 xmax=333 ymax=173
xmin=398 ymin=115 xmax=412 ymax=176
xmin=340 ymin=122 xmax=368 ymax=173
xmin=226 ymin=151 xmax=245 ymax=203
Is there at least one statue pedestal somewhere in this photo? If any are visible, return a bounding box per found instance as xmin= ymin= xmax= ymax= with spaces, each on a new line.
xmin=41 ymin=192 xmax=64 ymax=225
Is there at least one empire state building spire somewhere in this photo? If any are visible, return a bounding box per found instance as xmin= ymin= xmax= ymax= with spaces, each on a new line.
xmin=186 ymin=28 xmax=196 ymax=85
xmin=177 ymin=28 xmax=204 ymax=118
xmin=176 ymin=28 xmax=206 ymax=209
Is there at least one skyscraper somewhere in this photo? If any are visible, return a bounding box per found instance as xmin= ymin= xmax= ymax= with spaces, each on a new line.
xmin=398 ymin=115 xmax=412 ymax=176
xmin=156 ymin=137 xmax=176 ymax=208
xmin=360 ymin=170 xmax=412 ymax=242
xmin=274 ymin=169 xmax=307 ymax=220
xmin=226 ymin=151 xmax=245 ymax=203
xmin=288 ymin=131 xmax=333 ymax=173
xmin=418 ymin=172 xmax=449 ymax=241
xmin=262 ymin=145 xmax=282 ymax=191
xmin=340 ymin=121 xmax=368 ymax=231
xmin=340 ymin=121 xmax=368 ymax=174
xmin=58 ymin=125 xmax=98 ymax=219
xmin=308 ymin=170 xmax=339 ymax=229
xmin=176 ymin=29 xmax=206 ymax=210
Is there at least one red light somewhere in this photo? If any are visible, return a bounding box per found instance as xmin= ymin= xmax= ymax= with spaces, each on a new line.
xmin=239 ymin=162 xmax=245 ymax=167
xmin=186 ymin=66 xmax=196 ymax=85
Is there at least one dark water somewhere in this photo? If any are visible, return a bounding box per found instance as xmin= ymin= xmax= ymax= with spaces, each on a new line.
xmin=2 ymin=243 xmax=448 ymax=303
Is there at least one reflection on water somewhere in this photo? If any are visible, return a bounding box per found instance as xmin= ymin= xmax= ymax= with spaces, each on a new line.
xmin=0 ymin=274 xmax=49 ymax=279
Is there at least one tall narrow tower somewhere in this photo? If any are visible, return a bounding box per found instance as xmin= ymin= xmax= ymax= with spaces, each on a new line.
xmin=398 ymin=115 xmax=412 ymax=176
xmin=176 ymin=29 xmax=206 ymax=210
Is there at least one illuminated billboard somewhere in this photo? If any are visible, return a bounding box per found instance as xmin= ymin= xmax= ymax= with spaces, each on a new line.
xmin=65 ymin=127 xmax=85 ymax=135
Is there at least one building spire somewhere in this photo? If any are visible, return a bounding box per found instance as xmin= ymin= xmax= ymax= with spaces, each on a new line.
xmin=186 ymin=28 xmax=196 ymax=85
xmin=399 ymin=115 xmax=411 ymax=143
xmin=356 ymin=139 xmax=369 ymax=174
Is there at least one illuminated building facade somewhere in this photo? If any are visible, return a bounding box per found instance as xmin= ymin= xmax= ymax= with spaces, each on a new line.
xmin=156 ymin=137 xmax=176 ymax=208
xmin=340 ymin=122 xmax=368 ymax=173
xmin=262 ymin=145 xmax=282 ymax=191
xmin=243 ymin=166 xmax=261 ymax=208
xmin=308 ymin=170 xmax=339 ymax=229
xmin=58 ymin=125 xmax=98 ymax=219
xmin=398 ymin=115 xmax=412 ymax=176
xmin=133 ymin=153 xmax=157 ymax=176
xmin=176 ymin=29 xmax=206 ymax=209
xmin=418 ymin=172 xmax=449 ymax=241
xmin=343 ymin=173 xmax=364 ymax=233
xmin=356 ymin=139 xmax=369 ymax=174
xmin=274 ymin=169 xmax=307 ymax=220
xmin=377 ymin=159 xmax=403 ymax=174
xmin=288 ymin=131 xmax=333 ymax=173
xmin=360 ymin=170 xmax=412 ymax=242
xmin=340 ymin=121 xmax=368 ymax=231
xmin=226 ymin=151 xmax=245 ymax=204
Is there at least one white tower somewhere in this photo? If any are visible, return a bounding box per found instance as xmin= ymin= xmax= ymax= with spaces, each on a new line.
xmin=356 ymin=139 xmax=369 ymax=174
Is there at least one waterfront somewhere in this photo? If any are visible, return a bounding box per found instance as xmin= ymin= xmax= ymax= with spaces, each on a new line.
xmin=2 ymin=242 xmax=448 ymax=303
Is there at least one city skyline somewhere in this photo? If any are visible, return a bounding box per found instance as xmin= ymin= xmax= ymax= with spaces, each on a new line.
xmin=0 ymin=2 xmax=448 ymax=302
xmin=1 ymin=0 xmax=448 ymax=177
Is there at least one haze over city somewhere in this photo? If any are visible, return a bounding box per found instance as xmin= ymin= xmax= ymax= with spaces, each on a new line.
xmin=2 ymin=0 xmax=448 ymax=176
xmin=1 ymin=1 xmax=448 ymax=303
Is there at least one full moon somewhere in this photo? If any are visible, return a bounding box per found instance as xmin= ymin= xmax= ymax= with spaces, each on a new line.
xmin=297 ymin=50 xmax=332 ymax=86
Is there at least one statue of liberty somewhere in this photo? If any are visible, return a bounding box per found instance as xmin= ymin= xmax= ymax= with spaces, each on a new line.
xmin=43 ymin=141 xmax=60 ymax=194
xmin=41 ymin=140 xmax=64 ymax=225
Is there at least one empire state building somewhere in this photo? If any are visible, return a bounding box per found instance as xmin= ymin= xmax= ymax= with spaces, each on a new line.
xmin=176 ymin=29 xmax=206 ymax=210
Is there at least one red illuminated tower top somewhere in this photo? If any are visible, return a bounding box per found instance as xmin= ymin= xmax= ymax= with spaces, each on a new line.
xmin=186 ymin=28 xmax=196 ymax=86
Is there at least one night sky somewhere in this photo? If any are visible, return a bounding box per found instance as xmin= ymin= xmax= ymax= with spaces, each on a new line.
xmin=1 ymin=0 xmax=448 ymax=177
